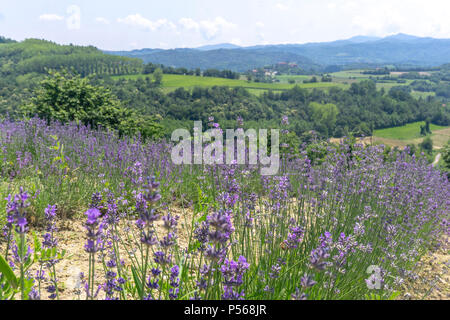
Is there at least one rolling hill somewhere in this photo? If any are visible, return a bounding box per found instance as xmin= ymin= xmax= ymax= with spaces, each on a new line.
xmin=0 ymin=38 xmax=143 ymax=76
xmin=105 ymin=34 xmax=450 ymax=72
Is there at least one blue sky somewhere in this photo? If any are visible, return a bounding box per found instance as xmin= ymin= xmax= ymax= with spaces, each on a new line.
xmin=0 ymin=0 xmax=449 ymax=50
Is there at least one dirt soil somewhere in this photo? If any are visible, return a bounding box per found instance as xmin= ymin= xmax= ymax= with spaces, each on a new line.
xmin=400 ymin=235 xmax=450 ymax=300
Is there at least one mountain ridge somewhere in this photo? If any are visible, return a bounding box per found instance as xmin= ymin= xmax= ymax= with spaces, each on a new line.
xmin=102 ymin=33 xmax=450 ymax=71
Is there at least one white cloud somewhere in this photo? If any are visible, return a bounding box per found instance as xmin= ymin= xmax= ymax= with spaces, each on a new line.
xmin=230 ymin=38 xmax=242 ymax=45
xmin=275 ymin=3 xmax=289 ymax=10
xmin=255 ymin=21 xmax=264 ymax=28
xmin=39 ymin=5 xmax=81 ymax=30
xmin=95 ymin=17 xmax=110 ymax=25
xmin=39 ymin=14 xmax=64 ymax=21
xmin=346 ymin=0 xmax=450 ymax=38
xmin=327 ymin=3 xmax=337 ymax=10
xmin=66 ymin=5 xmax=81 ymax=30
xmin=199 ymin=17 xmax=236 ymax=40
xmin=118 ymin=14 xmax=176 ymax=31
xmin=179 ymin=17 xmax=200 ymax=30
xmin=178 ymin=16 xmax=236 ymax=40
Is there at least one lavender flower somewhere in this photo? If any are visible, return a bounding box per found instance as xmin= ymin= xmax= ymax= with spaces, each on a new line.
xmin=220 ymin=256 xmax=249 ymax=300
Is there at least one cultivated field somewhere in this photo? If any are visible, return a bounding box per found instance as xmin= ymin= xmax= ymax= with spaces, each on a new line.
xmin=112 ymin=74 xmax=345 ymax=93
xmin=371 ymin=122 xmax=450 ymax=150
xmin=111 ymin=69 xmax=439 ymax=96
xmin=0 ymin=118 xmax=449 ymax=300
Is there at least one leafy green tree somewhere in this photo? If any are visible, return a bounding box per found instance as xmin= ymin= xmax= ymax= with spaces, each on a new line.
xmin=23 ymin=70 xmax=162 ymax=139
xmin=425 ymin=119 xmax=431 ymax=134
xmin=309 ymin=102 xmax=339 ymax=137
xmin=143 ymin=63 xmax=157 ymax=74
xmin=153 ymin=68 xmax=163 ymax=86
xmin=419 ymin=136 xmax=433 ymax=154
xmin=442 ymin=140 xmax=450 ymax=177
xmin=420 ymin=124 xmax=426 ymax=136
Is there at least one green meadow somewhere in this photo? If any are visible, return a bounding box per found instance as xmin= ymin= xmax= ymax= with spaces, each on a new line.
xmin=374 ymin=122 xmax=447 ymax=140
xmin=274 ymin=74 xmax=313 ymax=83
xmin=112 ymin=73 xmax=343 ymax=92
xmin=329 ymin=69 xmax=373 ymax=79
xmin=112 ymin=71 xmax=433 ymax=98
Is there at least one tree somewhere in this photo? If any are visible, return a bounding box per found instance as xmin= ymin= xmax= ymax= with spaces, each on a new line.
xmin=442 ymin=140 xmax=450 ymax=176
xmin=425 ymin=119 xmax=431 ymax=134
xmin=420 ymin=124 xmax=426 ymax=136
xmin=23 ymin=70 xmax=162 ymax=139
xmin=143 ymin=63 xmax=157 ymax=74
xmin=153 ymin=68 xmax=163 ymax=86
xmin=419 ymin=136 xmax=433 ymax=154
xmin=309 ymin=102 xmax=339 ymax=137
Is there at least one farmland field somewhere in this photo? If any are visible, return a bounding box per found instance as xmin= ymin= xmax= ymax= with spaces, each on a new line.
xmin=329 ymin=69 xmax=373 ymax=79
xmin=374 ymin=122 xmax=448 ymax=140
xmin=274 ymin=74 xmax=313 ymax=83
xmin=112 ymin=74 xmax=345 ymax=91
xmin=358 ymin=122 xmax=450 ymax=150
xmin=411 ymin=90 xmax=436 ymax=99
xmin=110 ymin=71 xmax=425 ymax=95
xmin=1 ymin=117 xmax=449 ymax=301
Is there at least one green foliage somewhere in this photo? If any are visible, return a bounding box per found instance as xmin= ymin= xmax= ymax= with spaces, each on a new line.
xmin=109 ymin=47 xmax=319 ymax=72
xmin=309 ymin=102 xmax=339 ymax=136
xmin=0 ymin=39 xmax=143 ymax=77
xmin=0 ymin=36 xmax=16 ymax=44
xmin=375 ymin=122 xmax=447 ymax=140
xmin=419 ymin=136 xmax=433 ymax=154
xmin=0 ymin=254 xmax=18 ymax=290
xmin=23 ymin=70 xmax=163 ymax=139
xmin=442 ymin=140 xmax=450 ymax=176
xmin=153 ymin=68 xmax=163 ymax=86
xmin=406 ymin=143 xmax=417 ymax=156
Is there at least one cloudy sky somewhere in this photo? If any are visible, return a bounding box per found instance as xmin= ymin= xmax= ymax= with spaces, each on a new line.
xmin=0 ymin=0 xmax=449 ymax=50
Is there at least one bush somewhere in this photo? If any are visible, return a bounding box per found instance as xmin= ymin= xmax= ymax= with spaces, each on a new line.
xmin=22 ymin=70 xmax=163 ymax=139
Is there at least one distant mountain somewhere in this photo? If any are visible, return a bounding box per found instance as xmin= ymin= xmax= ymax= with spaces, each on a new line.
xmin=121 ymin=48 xmax=320 ymax=72
xmin=103 ymin=48 xmax=163 ymax=57
xmin=196 ymin=43 xmax=241 ymax=51
xmin=104 ymin=33 xmax=450 ymax=71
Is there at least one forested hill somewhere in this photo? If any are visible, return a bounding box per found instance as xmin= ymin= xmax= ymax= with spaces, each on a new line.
xmin=104 ymin=48 xmax=321 ymax=72
xmin=0 ymin=36 xmax=16 ymax=44
xmin=106 ymin=34 xmax=450 ymax=71
xmin=0 ymin=38 xmax=143 ymax=77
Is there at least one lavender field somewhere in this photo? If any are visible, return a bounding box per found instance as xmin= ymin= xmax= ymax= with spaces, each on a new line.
xmin=0 ymin=117 xmax=449 ymax=300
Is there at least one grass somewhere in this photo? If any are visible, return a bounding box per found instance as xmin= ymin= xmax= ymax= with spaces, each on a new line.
xmin=369 ymin=122 xmax=450 ymax=150
xmin=112 ymin=74 xmax=344 ymax=92
xmin=328 ymin=70 xmax=414 ymax=92
xmin=411 ymin=91 xmax=435 ymax=99
xmin=329 ymin=70 xmax=373 ymax=79
xmin=374 ymin=122 xmax=448 ymax=140
xmin=274 ymin=75 xmax=313 ymax=83
xmin=112 ymin=70 xmax=422 ymax=96
xmin=375 ymin=80 xmax=413 ymax=91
